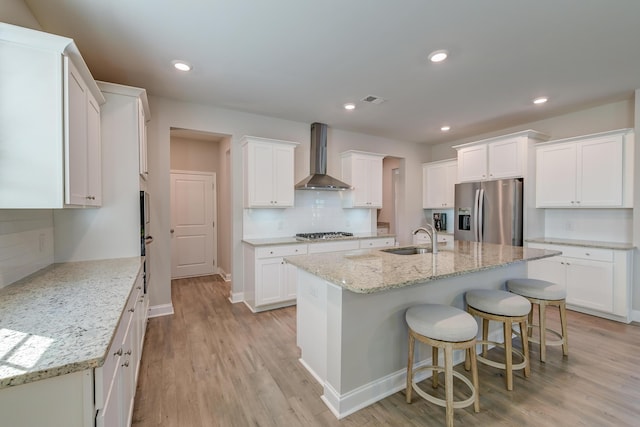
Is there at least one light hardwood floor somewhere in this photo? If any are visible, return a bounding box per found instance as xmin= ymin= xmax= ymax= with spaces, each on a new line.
xmin=132 ymin=275 xmax=640 ymax=426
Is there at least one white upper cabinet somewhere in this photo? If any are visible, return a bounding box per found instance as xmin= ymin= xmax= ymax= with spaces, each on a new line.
xmin=456 ymin=144 xmax=487 ymax=182
xmin=341 ymin=151 xmax=384 ymax=208
xmin=454 ymin=131 xmax=548 ymax=183
xmin=242 ymin=136 xmax=299 ymax=208
xmin=96 ymin=82 xmax=150 ymax=181
xmin=137 ymin=97 xmax=149 ymax=178
xmin=422 ymin=159 xmax=457 ymax=209
xmin=536 ymin=129 xmax=634 ymax=208
xmin=0 ymin=23 xmax=105 ymax=208
xmin=66 ymin=59 xmax=102 ymax=206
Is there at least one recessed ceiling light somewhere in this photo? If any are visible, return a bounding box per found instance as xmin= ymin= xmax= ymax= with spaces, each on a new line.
xmin=344 ymin=103 xmax=356 ymax=110
xmin=533 ymin=96 xmax=548 ymax=105
xmin=428 ymin=49 xmax=449 ymax=63
xmin=440 ymin=125 xmax=451 ymax=132
xmin=172 ymin=60 xmax=192 ymax=72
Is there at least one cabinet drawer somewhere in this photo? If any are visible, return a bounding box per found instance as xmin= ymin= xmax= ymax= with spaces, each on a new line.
xmin=308 ymin=240 xmax=359 ymax=254
xmin=256 ymin=244 xmax=307 ymax=258
xmin=528 ymin=243 xmax=613 ymax=262
xmin=360 ymin=238 xmax=395 ymax=248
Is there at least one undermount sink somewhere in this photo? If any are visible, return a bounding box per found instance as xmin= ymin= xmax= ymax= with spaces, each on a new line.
xmin=381 ymin=246 xmax=432 ymax=255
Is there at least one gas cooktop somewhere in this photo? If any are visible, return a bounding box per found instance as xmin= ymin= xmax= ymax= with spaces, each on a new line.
xmin=295 ymin=232 xmax=354 ymax=241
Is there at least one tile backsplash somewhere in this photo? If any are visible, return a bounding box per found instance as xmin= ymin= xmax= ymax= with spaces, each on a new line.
xmin=0 ymin=210 xmax=54 ymax=288
xmin=243 ymin=190 xmax=375 ymax=239
xmin=544 ymin=208 xmax=632 ymax=243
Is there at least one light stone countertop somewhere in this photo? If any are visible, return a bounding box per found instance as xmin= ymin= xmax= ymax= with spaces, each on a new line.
xmin=242 ymin=233 xmax=395 ymax=247
xmin=285 ymin=241 xmax=560 ymax=294
xmin=526 ymin=237 xmax=635 ymax=250
xmin=0 ymin=257 xmax=143 ymax=389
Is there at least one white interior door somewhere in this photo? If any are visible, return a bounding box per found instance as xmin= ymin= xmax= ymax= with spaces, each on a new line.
xmin=171 ymin=171 xmax=217 ymax=278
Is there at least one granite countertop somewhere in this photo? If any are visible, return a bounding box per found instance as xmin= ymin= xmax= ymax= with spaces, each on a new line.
xmin=285 ymin=241 xmax=560 ymax=294
xmin=526 ymin=237 xmax=635 ymax=250
xmin=0 ymin=257 xmax=142 ymax=389
xmin=243 ymin=233 xmax=395 ymax=247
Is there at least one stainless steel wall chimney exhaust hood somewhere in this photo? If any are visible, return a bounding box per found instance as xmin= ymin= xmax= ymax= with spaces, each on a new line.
xmin=295 ymin=122 xmax=352 ymax=191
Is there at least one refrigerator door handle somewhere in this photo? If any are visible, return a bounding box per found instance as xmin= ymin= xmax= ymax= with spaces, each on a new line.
xmin=477 ymin=188 xmax=485 ymax=242
xmin=473 ymin=189 xmax=480 ymax=241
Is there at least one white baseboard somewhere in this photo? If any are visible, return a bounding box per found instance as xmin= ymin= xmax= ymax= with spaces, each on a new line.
xmin=317 ymin=329 xmax=503 ymax=419
xmin=217 ymin=267 xmax=232 ymax=282
xmin=229 ymin=291 xmax=244 ymax=304
xmin=148 ymin=303 xmax=174 ymax=318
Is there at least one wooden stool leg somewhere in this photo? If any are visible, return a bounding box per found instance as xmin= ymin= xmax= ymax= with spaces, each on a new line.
xmin=444 ymin=345 xmax=454 ymax=427
xmin=432 ymin=346 xmax=439 ymax=389
xmin=504 ymin=320 xmax=513 ymax=391
xmin=469 ymin=345 xmax=480 ymax=413
xmin=528 ymin=306 xmax=534 ymax=338
xmin=559 ymin=301 xmax=569 ymax=357
xmin=464 ymin=347 xmax=471 ymax=371
xmin=539 ymin=301 xmax=547 ymax=362
xmin=482 ymin=318 xmax=489 ymax=357
xmin=406 ymin=332 xmax=415 ymax=403
xmin=520 ymin=319 xmax=530 ymax=378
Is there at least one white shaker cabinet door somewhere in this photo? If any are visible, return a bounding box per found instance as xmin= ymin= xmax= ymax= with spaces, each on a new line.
xmin=256 ymin=257 xmax=285 ymax=306
xmin=487 ymin=138 xmax=523 ymax=180
xmin=66 ymin=59 xmax=89 ymax=205
xmin=536 ymin=143 xmax=577 ymax=207
xmin=577 ymin=136 xmax=623 ymax=207
xmin=273 ymin=143 xmax=296 ymax=206
xmin=457 ymin=144 xmax=487 ymax=182
xmin=565 ymin=258 xmax=614 ymax=313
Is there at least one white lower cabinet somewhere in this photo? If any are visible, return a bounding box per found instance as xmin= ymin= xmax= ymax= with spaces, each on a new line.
xmin=96 ymin=273 xmax=147 ymax=427
xmin=244 ymin=244 xmax=308 ymax=312
xmin=244 ymin=238 xmax=395 ymax=312
xmin=359 ymin=237 xmax=395 ymax=249
xmin=527 ymin=243 xmax=632 ymax=323
xmin=0 ymin=270 xmax=147 ymax=427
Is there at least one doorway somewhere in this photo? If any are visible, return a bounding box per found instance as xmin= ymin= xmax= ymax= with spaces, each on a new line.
xmin=380 ymin=156 xmax=402 ymax=235
xmin=169 ymin=128 xmax=231 ymax=280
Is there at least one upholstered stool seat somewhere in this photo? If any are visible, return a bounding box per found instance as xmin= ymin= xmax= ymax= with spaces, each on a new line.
xmin=507 ymin=278 xmax=568 ymax=362
xmin=406 ymin=304 xmax=480 ymax=427
xmin=465 ymin=289 xmax=531 ymax=391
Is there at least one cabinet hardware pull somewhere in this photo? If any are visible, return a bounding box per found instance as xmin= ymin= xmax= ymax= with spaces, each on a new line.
xmin=122 ymin=361 xmax=130 ymax=368
xmin=125 ymin=349 xmax=132 ymax=355
xmin=129 ymin=308 xmax=135 ymax=312
xmin=114 ymin=348 xmax=123 ymax=356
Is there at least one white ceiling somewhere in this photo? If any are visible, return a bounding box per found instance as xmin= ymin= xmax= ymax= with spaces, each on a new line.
xmin=23 ymin=0 xmax=640 ymax=144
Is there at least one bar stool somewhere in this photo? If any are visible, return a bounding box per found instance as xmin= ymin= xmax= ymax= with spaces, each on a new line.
xmin=405 ymin=304 xmax=480 ymax=427
xmin=465 ymin=289 xmax=531 ymax=391
xmin=507 ymin=278 xmax=568 ymax=362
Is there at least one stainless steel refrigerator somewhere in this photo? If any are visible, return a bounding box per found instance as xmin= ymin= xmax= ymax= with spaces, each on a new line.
xmin=454 ymin=178 xmax=523 ymax=246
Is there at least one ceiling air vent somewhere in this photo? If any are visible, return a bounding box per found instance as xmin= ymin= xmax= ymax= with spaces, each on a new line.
xmin=361 ymin=95 xmax=386 ymax=104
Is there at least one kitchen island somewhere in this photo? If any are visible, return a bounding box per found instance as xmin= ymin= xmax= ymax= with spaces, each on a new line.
xmin=284 ymin=241 xmax=560 ymax=419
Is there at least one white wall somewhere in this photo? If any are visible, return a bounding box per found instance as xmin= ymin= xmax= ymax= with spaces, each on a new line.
xmin=634 ymin=90 xmax=640 ymax=315
xmin=146 ymin=96 xmax=429 ymax=308
xmin=217 ymin=138 xmax=232 ymax=280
